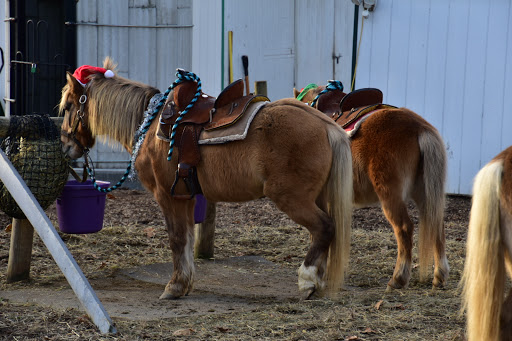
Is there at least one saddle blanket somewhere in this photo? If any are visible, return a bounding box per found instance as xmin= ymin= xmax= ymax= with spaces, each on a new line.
xmin=344 ymin=111 xmax=374 ymax=138
xmin=199 ymin=100 xmax=268 ymax=145
xmin=340 ymin=104 xmax=396 ymax=138
xmin=156 ymin=100 xmax=268 ymax=145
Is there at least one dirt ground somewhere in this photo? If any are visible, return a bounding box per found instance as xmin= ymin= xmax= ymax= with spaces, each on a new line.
xmin=0 ymin=186 xmax=475 ymax=340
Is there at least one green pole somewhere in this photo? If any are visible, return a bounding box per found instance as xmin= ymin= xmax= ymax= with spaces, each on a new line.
xmin=351 ymin=5 xmax=359 ymax=91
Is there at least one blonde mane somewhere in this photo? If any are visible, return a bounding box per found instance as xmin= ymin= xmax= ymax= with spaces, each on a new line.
xmin=71 ymin=57 xmax=160 ymax=150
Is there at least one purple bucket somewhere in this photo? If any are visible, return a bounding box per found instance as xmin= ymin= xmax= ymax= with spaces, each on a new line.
xmin=56 ymin=180 xmax=110 ymax=234
xmin=194 ymin=194 xmax=207 ymax=224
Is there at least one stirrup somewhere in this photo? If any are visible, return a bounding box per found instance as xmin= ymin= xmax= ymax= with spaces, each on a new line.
xmin=170 ymin=163 xmax=199 ymax=200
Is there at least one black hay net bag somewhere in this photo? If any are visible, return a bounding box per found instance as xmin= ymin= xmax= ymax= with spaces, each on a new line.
xmin=0 ymin=114 xmax=69 ymax=219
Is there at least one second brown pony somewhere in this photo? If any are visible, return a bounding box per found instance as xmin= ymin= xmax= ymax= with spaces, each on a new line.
xmin=294 ymin=84 xmax=448 ymax=290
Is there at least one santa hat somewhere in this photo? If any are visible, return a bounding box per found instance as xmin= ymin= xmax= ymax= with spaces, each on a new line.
xmin=73 ymin=65 xmax=115 ymax=86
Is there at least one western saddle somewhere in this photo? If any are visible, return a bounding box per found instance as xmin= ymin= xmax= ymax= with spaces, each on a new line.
xmin=158 ymin=78 xmax=269 ymax=199
xmin=316 ymin=87 xmax=394 ymax=130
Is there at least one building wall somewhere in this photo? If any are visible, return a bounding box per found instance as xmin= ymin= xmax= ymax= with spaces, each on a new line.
xmin=191 ymin=0 xmax=223 ymax=96
xmin=354 ymin=0 xmax=512 ymax=195
xmin=192 ymin=0 xmax=355 ymax=100
xmin=294 ymin=0 xmax=354 ymax=92
xmin=75 ymin=0 xmax=193 ymax=168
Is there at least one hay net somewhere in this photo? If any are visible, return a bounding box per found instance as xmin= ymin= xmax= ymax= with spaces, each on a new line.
xmin=0 ymin=114 xmax=69 ymax=219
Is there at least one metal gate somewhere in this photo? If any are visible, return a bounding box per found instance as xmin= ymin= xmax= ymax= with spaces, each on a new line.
xmin=8 ymin=0 xmax=76 ymax=116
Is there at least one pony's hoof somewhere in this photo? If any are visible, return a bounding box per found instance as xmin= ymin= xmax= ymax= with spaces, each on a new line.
xmin=159 ymin=282 xmax=191 ymax=299
xmin=431 ymin=281 xmax=445 ymax=290
xmin=159 ymin=290 xmax=181 ymax=300
xmin=387 ymin=275 xmax=408 ymax=291
xmin=301 ymin=287 xmax=316 ymax=300
xmin=432 ymin=268 xmax=448 ymax=288
xmin=386 ymin=280 xmax=407 ymax=292
xmin=298 ymin=263 xmax=325 ymax=298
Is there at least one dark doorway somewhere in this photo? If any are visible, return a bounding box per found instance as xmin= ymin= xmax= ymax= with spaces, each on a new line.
xmin=9 ymin=0 xmax=76 ymax=116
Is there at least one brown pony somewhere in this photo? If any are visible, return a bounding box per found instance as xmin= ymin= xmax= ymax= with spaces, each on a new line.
xmin=294 ymin=84 xmax=448 ymax=290
xmin=59 ymin=58 xmax=353 ymax=300
xmin=461 ymin=146 xmax=512 ymax=341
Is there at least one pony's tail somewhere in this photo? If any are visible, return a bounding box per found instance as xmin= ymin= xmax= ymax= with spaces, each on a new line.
xmin=461 ymin=159 xmax=504 ymax=341
xmin=417 ymin=130 xmax=448 ymax=282
xmin=324 ymin=126 xmax=353 ymax=294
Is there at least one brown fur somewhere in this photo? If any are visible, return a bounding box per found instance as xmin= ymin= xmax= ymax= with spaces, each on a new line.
xmin=294 ymin=85 xmax=448 ymax=290
xmin=461 ymin=146 xmax=512 ymax=341
xmin=59 ymin=58 xmax=353 ymax=299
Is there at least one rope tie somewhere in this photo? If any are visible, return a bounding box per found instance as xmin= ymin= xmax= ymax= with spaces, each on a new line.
xmin=310 ymin=80 xmax=344 ymax=108
xmin=296 ymin=83 xmax=318 ymax=102
xmin=166 ymin=70 xmax=202 ymax=161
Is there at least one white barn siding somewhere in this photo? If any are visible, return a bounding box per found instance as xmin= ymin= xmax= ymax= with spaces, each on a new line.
xmin=295 ymin=0 xmax=335 ymax=89
xmin=223 ymin=0 xmax=295 ymax=100
xmin=294 ymin=0 xmax=354 ymax=91
xmin=333 ymin=0 xmax=356 ymax=88
xmin=354 ymin=0 xmax=512 ymax=195
xmin=192 ymin=1 xmax=355 ymax=100
xmin=193 ymin=0 xmax=296 ymax=100
xmin=191 ymin=1 xmax=223 ymax=96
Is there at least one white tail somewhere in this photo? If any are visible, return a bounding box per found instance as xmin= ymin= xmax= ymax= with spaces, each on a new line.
xmin=461 ymin=160 xmax=504 ymax=341
xmin=417 ymin=130 xmax=448 ymax=283
xmin=324 ymin=126 xmax=353 ymax=294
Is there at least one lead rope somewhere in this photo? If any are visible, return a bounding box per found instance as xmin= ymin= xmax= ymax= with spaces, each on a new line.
xmin=166 ymin=70 xmax=202 ymax=161
xmin=87 ymin=69 xmax=200 ymax=193
xmin=310 ymin=80 xmax=344 ymax=108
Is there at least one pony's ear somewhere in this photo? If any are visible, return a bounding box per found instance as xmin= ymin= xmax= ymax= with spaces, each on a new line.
xmin=293 ymin=88 xmax=300 ymax=98
xmin=66 ymin=71 xmax=83 ymax=93
xmin=173 ymin=81 xmax=198 ymax=110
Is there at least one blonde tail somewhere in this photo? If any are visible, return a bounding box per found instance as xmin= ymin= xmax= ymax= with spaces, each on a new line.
xmin=461 ymin=160 xmax=505 ymax=341
xmin=324 ymin=126 xmax=353 ymax=294
xmin=417 ymin=130 xmax=448 ymax=282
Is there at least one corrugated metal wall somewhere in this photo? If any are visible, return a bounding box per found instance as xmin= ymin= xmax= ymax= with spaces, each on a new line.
xmin=354 ymin=0 xmax=512 ymax=195
xmin=76 ymin=0 xmax=192 ymax=167
xmin=191 ymin=1 xmax=222 ymax=96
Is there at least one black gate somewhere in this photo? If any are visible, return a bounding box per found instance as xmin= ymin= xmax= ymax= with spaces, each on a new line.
xmin=8 ymin=0 xmax=76 ymax=116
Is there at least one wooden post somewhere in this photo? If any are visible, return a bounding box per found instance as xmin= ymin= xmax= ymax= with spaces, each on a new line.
xmin=6 ymin=218 xmax=34 ymax=282
xmin=254 ymin=81 xmax=268 ymax=97
xmin=194 ymin=201 xmax=216 ymax=259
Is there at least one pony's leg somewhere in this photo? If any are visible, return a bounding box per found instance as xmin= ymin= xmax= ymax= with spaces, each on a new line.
xmin=156 ymin=193 xmax=196 ymax=299
xmin=380 ymin=197 xmax=414 ymax=290
xmin=431 ymin=227 xmax=449 ymax=288
xmin=270 ymin=195 xmax=334 ymax=299
xmin=501 ymin=287 xmax=512 ymax=341
xmin=501 ymin=214 xmax=512 ymax=340
xmin=296 ymin=208 xmax=334 ymax=299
